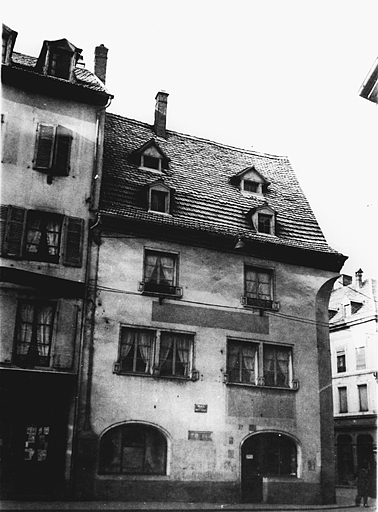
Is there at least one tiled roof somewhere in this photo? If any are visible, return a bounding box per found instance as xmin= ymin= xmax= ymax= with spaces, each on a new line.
xmin=101 ymin=113 xmax=345 ymax=258
xmin=10 ymin=51 xmax=110 ymax=95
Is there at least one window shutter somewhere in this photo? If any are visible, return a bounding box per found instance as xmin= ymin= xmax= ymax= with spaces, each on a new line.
xmin=34 ymin=124 xmax=55 ymax=170
xmin=0 ymin=293 xmax=17 ymax=363
xmin=0 ymin=205 xmax=8 ymax=254
xmin=52 ymin=300 xmax=78 ymax=370
xmin=53 ymin=125 xmax=72 ymax=175
xmin=63 ymin=216 xmax=84 ymax=267
xmin=3 ymin=205 xmax=27 ymax=257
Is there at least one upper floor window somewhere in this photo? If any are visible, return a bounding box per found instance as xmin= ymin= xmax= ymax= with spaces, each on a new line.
xmin=247 ymin=205 xmax=276 ymax=236
xmin=226 ymin=339 xmax=295 ymax=389
xmin=337 ymin=350 xmax=346 ymax=373
xmin=115 ymin=326 xmax=196 ymax=380
xmin=1 ymin=205 xmax=84 ymax=267
xmin=338 ymin=386 xmax=348 ymax=413
xmin=33 ymin=124 xmax=72 ymax=176
xmin=139 ymin=249 xmax=182 ymax=297
xmin=243 ymin=180 xmax=260 ymax=193
xmin=356 ymin=346 xmax=366 ymax=370
xmin=99 ymin=423 xmax=167 ymax=475
xmin=242 ymin=265 xmax=279 ymax=310
xmin=14 ymin=300 xmax=56 ymax=368
xmin=147 ymin=182 xmax=172 ymax=214
xmin=258 ymin=213 xmax=273 ymax=234
xmin=358 ymin=384 xmax=368 ymax=412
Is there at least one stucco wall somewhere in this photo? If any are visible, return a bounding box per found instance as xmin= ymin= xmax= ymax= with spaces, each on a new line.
xmin=79 ymin=233 xmax=338 ymax=503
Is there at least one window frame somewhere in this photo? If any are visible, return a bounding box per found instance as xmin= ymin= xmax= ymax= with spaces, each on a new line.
xmin=139 ymin=249 xmax=181 ymax=297
xmin=24 ymin=210 xmax=63 ymax=264
xmin=148 ymin=184 xmax=171 ymax=215
xmin=358 ymin=384 xmax=368 ymax=412
xmin=13 ymin=300 xmax=57 ymax=368
xmin=338 ymin=386 xmax=348 ymax=413
xmin=355 ymin=346 xmax=366 ymax=370
xmin=337 ymin=350 xmax=346 ymax=373
xmin=115 ymin=325 xmax=197 ymax=381
xmin=226 ymin=338 xmax=296 ymax=390
xmin=242 ymin=265 xmax=279 ymax=311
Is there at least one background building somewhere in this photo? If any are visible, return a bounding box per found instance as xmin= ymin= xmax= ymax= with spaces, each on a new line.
xmin=75 ymin=92 xmax=347 ymax=504
xmin=0 ymin=25 xmax=112 ymax=498
xmin=359 ymin=56 xmax=378 ymax=104
xmin=329 ymin=270 xmax=377 ymax=494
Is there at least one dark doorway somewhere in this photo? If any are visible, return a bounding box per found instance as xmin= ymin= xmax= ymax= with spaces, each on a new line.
xmin=336 ymin=434 xmax=354 ymax=485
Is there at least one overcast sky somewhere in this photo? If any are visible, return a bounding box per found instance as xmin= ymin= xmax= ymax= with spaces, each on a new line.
xmin=3 ymin=0 xmax=378 ymax=278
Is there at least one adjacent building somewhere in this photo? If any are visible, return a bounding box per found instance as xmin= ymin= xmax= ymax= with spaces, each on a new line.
xmin=74 ymin=92 xmax=347 ymax=504
xmin=329 ymin=270 xmax=377 ymax=492
xmin=0 ymin=25 xmax=112 ymax=498
xmin=359 ymin=56 xmax=378 ymax=104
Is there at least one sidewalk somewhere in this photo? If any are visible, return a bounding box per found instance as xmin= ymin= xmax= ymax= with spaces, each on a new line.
xmin=0 ymin=486 xmax=376 ymax=511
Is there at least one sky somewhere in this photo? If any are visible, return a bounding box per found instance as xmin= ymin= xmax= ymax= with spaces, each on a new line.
xmin=3 ymin=0 xmax=378 ymax=278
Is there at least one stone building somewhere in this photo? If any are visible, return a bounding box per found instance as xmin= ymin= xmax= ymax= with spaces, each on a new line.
xmin=0 ymin=25 xmax=112 ymax=498
xmin=75 ymin=92 xmax=347 ymax=504
xmin=329 ymin=270 xmax=377 ymax=492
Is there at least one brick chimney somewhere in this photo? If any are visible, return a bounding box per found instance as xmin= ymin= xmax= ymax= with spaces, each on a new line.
xmin=355 ymin=268 xmax=364 ymax=287
xmin=94 ymin=44 xmax=108 ymax=84
xmin=154 ymin=91 xmax=169 ymax=138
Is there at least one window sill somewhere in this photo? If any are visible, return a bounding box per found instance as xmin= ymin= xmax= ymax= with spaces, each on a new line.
xmin=225 ymin=381 xmax=299 ymax=392
xmin=147 ymin=209 xmax=172 ymax=216
xmin=138 ymin=166 xmax=163 ymax=175
xmin=113 ymin=365 xmax=198 ymax=381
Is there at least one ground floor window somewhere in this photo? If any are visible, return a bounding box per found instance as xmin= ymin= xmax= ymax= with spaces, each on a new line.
xmin=99 ymin=423 xmax=167 ymax=475
xmin=242 ymin=432 xmax=297 ymax=477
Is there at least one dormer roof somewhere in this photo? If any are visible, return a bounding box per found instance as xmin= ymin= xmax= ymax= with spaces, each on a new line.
xmin=229 ymin=166 xmax=270 ymax=187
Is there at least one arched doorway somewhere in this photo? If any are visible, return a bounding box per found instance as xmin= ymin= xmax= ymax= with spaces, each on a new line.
xmin=241 ymin=432 xmax=297 ymax=503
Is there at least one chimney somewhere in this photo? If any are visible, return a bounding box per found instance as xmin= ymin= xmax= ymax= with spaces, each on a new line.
xmin=355 ymin=268 xmax=364 ymax=287
xmin=154 ymin=91 xmax=169 ymax=138
xmin=94 ymin=44 xmax=108 ymax=84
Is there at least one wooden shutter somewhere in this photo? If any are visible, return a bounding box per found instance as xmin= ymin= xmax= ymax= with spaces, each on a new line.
xmin=53 ymin=125 xmax=72 ymax=175
xmin=34 ymin=124 xmax=55 ymax=170
xmin=0 ymin=293 xmax=17 ymax=363
xmin=0 ymin=205 xmax=8 ymax=254
xmin=3 ymin=205 xmax=27 ymax=257
xmin=52 ymin=300 xmax=78 ymax=370
xmin=63 ymin=216 xmax=84 ymax=267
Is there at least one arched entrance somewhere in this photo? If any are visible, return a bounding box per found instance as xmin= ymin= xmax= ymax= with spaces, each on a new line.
xmin=336 ymin=434 xmax=354 ymax=485
xmin=241 ymin=432 xmax=297 ymax=503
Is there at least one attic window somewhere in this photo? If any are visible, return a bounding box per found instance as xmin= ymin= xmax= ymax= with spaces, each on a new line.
xmin=142 ymin=154 xmax=161 ymax=171
xmin=258 ymin=213 xmax=273 ymax=234
xmin=48 ymin=50 xmax=72 ymax=80
xmin=248 ymin=206 xmax=276 ymax=236
xmin=243 ymin=180 xmax=261 ymax=194
xmin=147 ymin=182 xmax=172 ymax=214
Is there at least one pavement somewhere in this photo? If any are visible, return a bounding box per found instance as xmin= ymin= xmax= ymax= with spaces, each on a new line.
xmin=0 ymin=487 xmax=376 ymax=511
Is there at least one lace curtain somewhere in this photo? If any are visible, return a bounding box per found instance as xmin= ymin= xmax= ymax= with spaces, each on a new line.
xmin=120 ymin=329 xmax=154 ymax=373
xmin=145 ymin=253 xmax=174 ymax=286
xmin=16 ymin=303 xmax=54 ymax=359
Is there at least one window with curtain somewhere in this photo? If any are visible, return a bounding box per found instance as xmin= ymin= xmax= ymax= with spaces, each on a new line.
xmin=24 ymin=211 xmax=63 ymax=263
xmin=118 ymin=327 xmax=194 ymax=379
xmin=337 ymin=350 xmax=346 ymax=373
xmin=99 ymin=424 xmax=167 ymax=475
xmin=243 ymin=266 xmax=275 ymax=309
xmin=226 ymin=340 xmax=293 ymax=388
xmin=227 ymin=340 xmax=258 ymax=384
xmin=338 ymin=387 xmax=348 ymax=413
xmin=143 ymin=250 xmax=177 ymax=295
xmin=14 ymin=301 xmax=56 ymax=367
xmin=263 ymin=345 xmax=291 ymax=388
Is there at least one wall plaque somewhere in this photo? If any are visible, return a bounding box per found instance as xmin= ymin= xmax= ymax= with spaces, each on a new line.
xmin=194 ymin=404 xmax=208 ymax=413
xmin=188 ymin=431 xmax=212 ymax=441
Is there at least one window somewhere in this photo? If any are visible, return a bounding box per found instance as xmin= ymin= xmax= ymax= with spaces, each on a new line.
xmin=338 ymin=387 xmax=348 ymax=413
xmin=33 ymin=124 xmax=72 ymax=175
xmin=14 ymin=301 xmax=56 ymax=367
xmin=25 ymin=211 xmax=63 ymax=263
xmin=242 ymin=433 xmax=297 ymax=477
xmin=358 ymin=384 xmax=368 ymax=412
xmin=147 ymin=182 xmax=172 ymax=214
xmin=99 ymin=424 xmax=167 ymax=475
xmin=356 ymin=347 xmax=366 ymax=370
xmin=139 ymin=250 xmax=181 ymax=297
xmin=143 ymin=155 xmax=160 ymax=170
xmin=226 ymin=339 xmax=294 ymax=389
xmin=351 ymin=301 xmax=363 ymax=315
xmin=1 ymin=205 xmax=84 ymax=267
xmin=116 ymin=327 xmax=195 ymax=379
xmin=337 ymin=350 xmax=346 ymax=373
xmin=243 ymin=266 xmax=278 ymax=310
xmin=243 ymin=180 xmax=260 ymax=193
xmin=47 ymin=50 xmax=72 ymax=80
xmin=258 ymin=213 xmax=273 ymax=234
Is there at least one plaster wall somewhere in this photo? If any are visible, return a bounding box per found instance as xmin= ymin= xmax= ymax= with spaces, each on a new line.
xmin=82 ymin=233 xmax=338 ymax=502
xmin=1 ymin=85 xmax=98 ymax=282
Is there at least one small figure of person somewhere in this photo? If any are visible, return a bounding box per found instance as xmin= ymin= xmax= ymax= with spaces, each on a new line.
xmin=355 ymin=461 xmax=371 ymax=507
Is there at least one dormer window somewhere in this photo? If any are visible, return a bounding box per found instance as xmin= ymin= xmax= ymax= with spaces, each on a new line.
xmin=230 ymin=166 xmax=270 ymax=196
xmin=141 ymin=153 xmax=161 ymax=171
xmin=48 ymin=50 xmax=72 ymax=80
xmin=36 ymin=39 xmax=82 ymax=82
xmin=147 ymin=181 xmax=173 ymax=214
xmin=247 ymin=205 xmax=276 ymax=235
xmin=136 ymin=139 xmax=169 ymax=173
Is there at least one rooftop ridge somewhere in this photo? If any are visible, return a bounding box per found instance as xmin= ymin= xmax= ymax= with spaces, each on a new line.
xmin=106 ymin=111 xmax=290 ymax=162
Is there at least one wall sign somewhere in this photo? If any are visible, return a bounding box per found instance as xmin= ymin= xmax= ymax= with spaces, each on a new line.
xmin=188 ymin=431 xmax=212 ymax=441
xmin=194 ymin=404 xmax=208 ymax=413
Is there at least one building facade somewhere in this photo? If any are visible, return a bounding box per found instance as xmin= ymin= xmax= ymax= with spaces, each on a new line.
xmin=0 ymin=25 xmax=112 ymax=498
xmin=74 ymin=92 xmax=347 ymax=504
xmin=329 ymin=271 xmax=377 ymax=492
